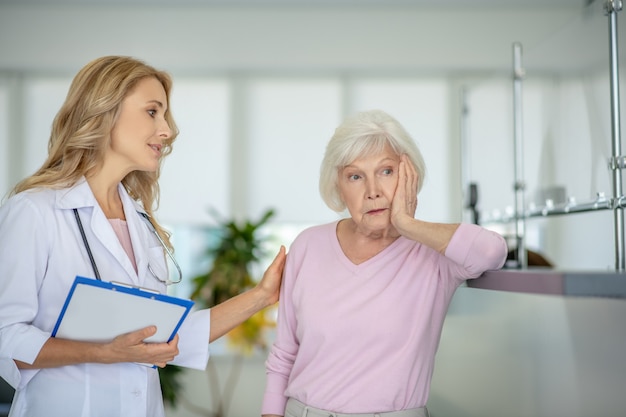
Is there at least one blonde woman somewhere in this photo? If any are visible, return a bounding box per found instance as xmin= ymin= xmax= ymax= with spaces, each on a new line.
xmin=0 ymin=56 xmax=286 ymax=417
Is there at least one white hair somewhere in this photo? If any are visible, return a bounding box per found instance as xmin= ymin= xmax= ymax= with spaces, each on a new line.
xmin=319 ymin=109 xmax=427 ymax=212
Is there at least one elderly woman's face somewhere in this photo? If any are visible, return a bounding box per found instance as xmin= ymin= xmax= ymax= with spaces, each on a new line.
xmin=338 ymin=143 xmax=400 ymax=233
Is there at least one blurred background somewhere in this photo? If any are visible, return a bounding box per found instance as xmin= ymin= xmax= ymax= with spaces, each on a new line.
xmin=1 ymin=0 xmax=625 ymax=416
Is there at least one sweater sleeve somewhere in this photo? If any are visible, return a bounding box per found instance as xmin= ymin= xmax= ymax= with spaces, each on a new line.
xmin=444 ymin=223 xmax=508 ymax=279
xmin=261 ymin=234 xmax=304 ymax=415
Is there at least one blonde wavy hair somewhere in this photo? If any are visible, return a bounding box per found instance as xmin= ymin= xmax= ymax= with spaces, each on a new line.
xmin=11 ymin=56 xmax=179 ymax=248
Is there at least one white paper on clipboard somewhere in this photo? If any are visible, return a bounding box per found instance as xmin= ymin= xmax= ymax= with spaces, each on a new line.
xmin=52 ymin=276 xmax=194 ymax=344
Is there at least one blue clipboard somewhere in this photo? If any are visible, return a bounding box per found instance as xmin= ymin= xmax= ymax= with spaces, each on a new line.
xmin=52 ymin=276 xmax=194 ymax=344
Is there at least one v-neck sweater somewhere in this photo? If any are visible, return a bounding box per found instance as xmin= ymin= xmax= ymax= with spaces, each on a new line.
xmin=262 ymin=221 xmax=507 ymax=414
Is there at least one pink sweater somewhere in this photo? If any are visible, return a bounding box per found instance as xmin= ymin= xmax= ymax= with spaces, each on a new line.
xmin=262 ymin=221 xmax=507 ymax=414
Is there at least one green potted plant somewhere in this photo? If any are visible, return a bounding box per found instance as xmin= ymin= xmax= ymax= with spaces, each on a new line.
xmin=159 ymin=208 xmax=278 ymax=416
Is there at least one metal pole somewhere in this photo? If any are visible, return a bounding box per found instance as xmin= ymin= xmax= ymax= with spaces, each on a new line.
xmin=460 ymin=87 xmax=478 ymax=224
xmin=460 ymin=87 xmax=470 ymax=199
xmin=513 ymin=42 xmax=527 ymax=269
xmin=605 ymin=0 xmax=625 ymax=270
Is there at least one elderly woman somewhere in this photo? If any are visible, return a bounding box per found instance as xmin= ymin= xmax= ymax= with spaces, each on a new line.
xmin=261 ymin=109 xmax=507 ymax=417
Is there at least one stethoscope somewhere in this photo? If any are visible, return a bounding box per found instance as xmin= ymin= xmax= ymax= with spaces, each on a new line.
xmin=73 ymin=208 xmax=183 ymax=285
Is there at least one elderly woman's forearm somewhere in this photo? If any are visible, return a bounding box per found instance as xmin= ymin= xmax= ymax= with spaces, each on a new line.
xmin=395 ymin=217 xmax=460 ymax=253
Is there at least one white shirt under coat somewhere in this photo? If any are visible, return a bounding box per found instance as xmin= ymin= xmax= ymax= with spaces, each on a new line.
xmin=0 ymin=179 xmax=211 ymax=417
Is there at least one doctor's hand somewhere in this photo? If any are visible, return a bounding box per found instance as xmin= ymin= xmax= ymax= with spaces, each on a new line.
xmin=106 ymin=326 xmax=179 ymax=368
xmin=255 ymin=245 xmax=287 ymax=307
xmin=207 ymin=246 xmax=286 ymax=343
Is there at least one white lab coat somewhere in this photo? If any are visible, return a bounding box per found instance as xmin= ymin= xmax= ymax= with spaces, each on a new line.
xmin=0 ymin=179 xmax=211 ymax=417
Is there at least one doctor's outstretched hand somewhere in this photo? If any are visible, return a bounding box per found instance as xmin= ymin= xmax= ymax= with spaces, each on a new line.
xmin=208 ymin=245 xmax=287 ymax=343
xmin=256 ymin=245 xmax=288 ymax=306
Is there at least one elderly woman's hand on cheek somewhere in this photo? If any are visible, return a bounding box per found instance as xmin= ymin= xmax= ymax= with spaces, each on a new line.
xmin=390 ymin=153 xmax=419 ymax=231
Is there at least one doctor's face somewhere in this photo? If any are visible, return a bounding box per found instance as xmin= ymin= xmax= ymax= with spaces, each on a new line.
xmin=108 ymin=76 xmax=172 ymax=175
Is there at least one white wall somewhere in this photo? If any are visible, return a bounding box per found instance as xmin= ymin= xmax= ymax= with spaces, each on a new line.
xmin=0 ymin=5 xmax=596 ymax=74
xmin=431 ymin=287 xmax=626 ymax=417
